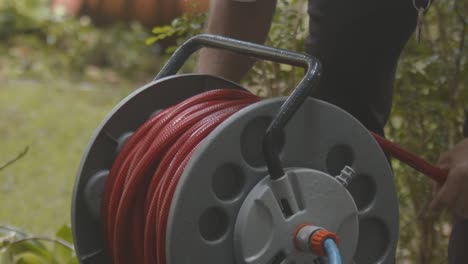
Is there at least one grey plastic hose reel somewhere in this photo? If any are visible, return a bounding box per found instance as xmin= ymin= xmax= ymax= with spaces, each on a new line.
xmin=72 ymin=35 xmax=399 ymax=264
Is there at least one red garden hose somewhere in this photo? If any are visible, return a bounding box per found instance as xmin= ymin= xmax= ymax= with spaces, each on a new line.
xmin=100 ymin=89 xmax=259 ymax=264
xmin=100 ymin=88 xmax=446 ymax=264
xmin=371 ymin=132 xmax=448 ymax=185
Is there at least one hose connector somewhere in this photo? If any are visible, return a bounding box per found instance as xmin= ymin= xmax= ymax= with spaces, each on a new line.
xmin=335 ymin=165 xmax=356 ymax=187
xmin=293 ymin=224 xmax=323 ymax=252
xmin=310 ymin=229 xmax=339 ymax=257
xmin=293 ymin=224 xmax=339 ymax=256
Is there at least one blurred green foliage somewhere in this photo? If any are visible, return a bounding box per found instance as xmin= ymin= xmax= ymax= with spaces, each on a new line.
xmin=0 ymin=224 xmax=77 ymax=264
xmin=390 ymin=0 xmax=467 ymax=262
xmin=0 ymin=0 xmax=162 ymax=81
xmin=245 ymin=0 xmax=309 ymax=97
xmin=0 ymin=0 xmax=156 ymax=247
xmin=147 ymin=10 xmax=207 ymax=54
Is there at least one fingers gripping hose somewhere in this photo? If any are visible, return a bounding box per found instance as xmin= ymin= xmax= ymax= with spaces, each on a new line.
xmin=100 ymin=89 xmax=259 ymax=264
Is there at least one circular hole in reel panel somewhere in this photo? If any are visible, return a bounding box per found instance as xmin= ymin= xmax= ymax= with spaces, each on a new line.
xmin=326 ymin=143 xmax=355 ymax=175
xmin=72 ymin=74 xmax=247 ymax=263
xmin=347 ymin=173 xmax=377 ymax=211
xmin=212 ymin=163 xmax=246 ymax=202
xmin=199 ymin=207 xmax=230 ymax=242
xmin=354 ymin=218 xmax=391 ymax=264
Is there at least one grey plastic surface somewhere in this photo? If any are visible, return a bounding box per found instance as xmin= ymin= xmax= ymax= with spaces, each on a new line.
xmin=71 ymin=74 xmax=246 ymax=264
xmin=167 ymin=97 xmax=399 ymax=264
xmin=234 ymin=168 xmax=358 ymax=264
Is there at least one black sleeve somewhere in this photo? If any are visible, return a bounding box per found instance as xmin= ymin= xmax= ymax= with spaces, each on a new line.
xmin=448 ymin=112 xmax=468 ymax=264
xmin=305 ymin=0 xmax=417 ymax=135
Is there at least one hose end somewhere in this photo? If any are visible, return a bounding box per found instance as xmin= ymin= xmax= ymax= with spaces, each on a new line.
xmin=310 ymin=229 xmax=339 ymax=257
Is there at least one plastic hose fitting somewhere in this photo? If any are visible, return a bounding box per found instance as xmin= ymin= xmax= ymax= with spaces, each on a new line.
xmin=335 ymin=166 xmax=356 ymax=187
xmin=310 ymin=229 xmax=340 ymax=257
xmin=293 ymin=225 xmax=340 ymax=256
xmin=293 ymin=224 xmax=323 ymax=252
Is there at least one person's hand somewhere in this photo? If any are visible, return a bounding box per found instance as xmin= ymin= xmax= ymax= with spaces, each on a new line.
xmin=430 ymin=139 xmax=468 ymax=218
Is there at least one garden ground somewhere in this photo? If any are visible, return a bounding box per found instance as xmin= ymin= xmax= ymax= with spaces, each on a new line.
xmin=0 ymin=78 xmax=137 ymax=235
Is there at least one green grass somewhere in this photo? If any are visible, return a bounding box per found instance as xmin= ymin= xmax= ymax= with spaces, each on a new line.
xmin=0 ymin=79 xmax=136 ymax=235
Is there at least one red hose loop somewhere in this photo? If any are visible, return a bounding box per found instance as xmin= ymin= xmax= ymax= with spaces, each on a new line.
xmin=371 ymin=132 xmax=448 ymax=185
xmin=100 ymin=89 xmax=260 ymax=264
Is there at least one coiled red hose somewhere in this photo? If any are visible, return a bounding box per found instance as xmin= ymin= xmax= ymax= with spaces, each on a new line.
xmin=100 ymin=89 xmax=260 ymax=264
xmin=100 ymin=88 xmax=446 ymax=264
xmin=371 ymin=132 xmax=448 ymax=185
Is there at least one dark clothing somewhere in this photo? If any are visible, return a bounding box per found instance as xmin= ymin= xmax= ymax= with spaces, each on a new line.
xmin=304 ymin=0 xmax=467 ymax=263
xmin=451 ymin=118 xmax=468 ymax=264
xmin=305 ymin=0 xmax=417 ymax=135
xmin=449 ymin=216 xmax=468 ymax=264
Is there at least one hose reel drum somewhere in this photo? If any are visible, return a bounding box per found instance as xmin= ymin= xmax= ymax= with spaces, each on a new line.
xmin=72 ymin=35 xmax=399 ymax=264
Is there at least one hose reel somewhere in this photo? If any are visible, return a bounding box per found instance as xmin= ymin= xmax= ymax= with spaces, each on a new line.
xmin=72 ymin=34 xmax=399 ymax=264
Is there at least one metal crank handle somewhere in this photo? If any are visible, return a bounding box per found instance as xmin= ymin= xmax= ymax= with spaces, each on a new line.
xmin=155 ymin=34 xmax=322 ymax=180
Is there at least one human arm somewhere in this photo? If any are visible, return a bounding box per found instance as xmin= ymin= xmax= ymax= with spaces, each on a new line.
xmin=196 ymin=0 xmax=277 ymax=82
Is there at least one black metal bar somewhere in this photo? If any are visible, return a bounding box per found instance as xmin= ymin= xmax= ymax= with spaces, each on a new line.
xmin=262 ymin=60 xmax=321 ymax=179
xmin=155 ymin=34 xmax=322 ymax=180
xmin=154 ymin=34 xmax=312 ymax=80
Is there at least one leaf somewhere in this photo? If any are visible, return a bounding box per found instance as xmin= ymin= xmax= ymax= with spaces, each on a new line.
xmin=7 ymin=241 xmax=54 ymax=263
xmin=14 ymin=252 xmax=46 ymax=264
xmin=145 ymin=37 xmax=159 ymax=46
xmin=66 ymin=255 xmax=79 ymax=264
xmin=165 ymin=46 xmax=178 ymax=54
xmin=151 ymin=25 xmax=172 ymax=34
xmin=55 ymin=225 xmax=72 ymax=244
xmin=52 ymin=243 xmax=72 ymax=264
xmin=52 ymin=225 xmax=76 ymax=264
